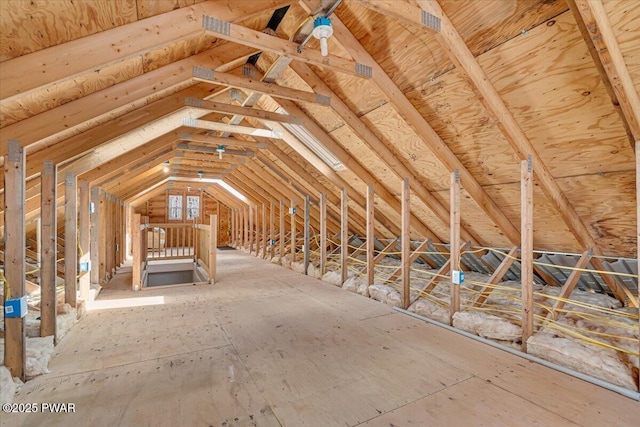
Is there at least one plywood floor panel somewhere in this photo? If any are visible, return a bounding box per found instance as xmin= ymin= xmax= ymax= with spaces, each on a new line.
xmin=6 ymin=251 xmax=637 ymax=426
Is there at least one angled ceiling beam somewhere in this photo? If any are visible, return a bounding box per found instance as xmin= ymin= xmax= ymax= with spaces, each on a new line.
xmin=0 ymin=0 xmax=291 ymax=100
xmin=236 ymin=160 xmax=346 ymax=233
xmin=201 ymin=15 xmax=373 ymax=79
xmin=100 ymin=151 xmax=174 ymax=190
xmin=124 ymin=177 xmax=171 ymax=204
xmin=178 ymin=132 xmax=268 ymax=149
xmin=289 ymin=60 xmax=482 ymax=244
xmin=185 ymin=97 xmax=303 ymax=125
xmin=567 ymin=0 xmax=640 ymax=147
xmin=258 ymin=146 xmax=381 ymax=236
xmin=327 ymin=10 xmax=521 ymax=245
xmin=183 ymin=118 xmax=284 ymax=138
xmin=0 ymin=43 xmax=257 ymax=153
xmin=193 ymin=66 xmax=331 ymax=105
xmin=413 ymin=0 xmax=636 ymax=305
xmin=130 ymin=182 xmax=172 ymax=207
xmin=263 ymin=98 xmax=443 ymax=241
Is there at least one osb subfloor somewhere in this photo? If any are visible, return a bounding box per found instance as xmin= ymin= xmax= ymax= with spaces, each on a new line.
xmin=4 ymin=251 xmax=639 ymax=427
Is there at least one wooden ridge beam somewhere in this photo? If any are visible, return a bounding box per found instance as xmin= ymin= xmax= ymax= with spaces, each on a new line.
xmin=177 ymin=143 xmax=255 ymax=157
xmin=201 ymin=16 xmax=372 ymax=79
xmin=193 ymin=66 xmax=331 ymax=105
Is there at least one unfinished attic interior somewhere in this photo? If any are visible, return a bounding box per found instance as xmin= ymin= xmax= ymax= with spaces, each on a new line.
xmin=1 ymin=0 xmax=639 ymax=423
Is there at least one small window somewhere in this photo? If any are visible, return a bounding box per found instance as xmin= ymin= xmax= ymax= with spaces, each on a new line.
xmin=168 ymin=195 xmax=183 ymax=220
xmin=186 ymin=195 xmax=200 ymax=220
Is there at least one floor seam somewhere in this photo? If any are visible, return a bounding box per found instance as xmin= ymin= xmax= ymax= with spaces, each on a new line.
xmin=350 ymin=375 xmax=476 ymax=426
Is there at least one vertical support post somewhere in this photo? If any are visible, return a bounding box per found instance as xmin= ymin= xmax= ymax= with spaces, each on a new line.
xmin=40 ymin=160 xmax=57 ymax=340
xmin=4 ymin=140 xmax=26 ymax=379
xmin=262 ymin=203 xmax=267 ymax=259
xmin=255 ymin=204 xmax=259 ymax=257
xmin=304 ymin=195 xmax=311 ymax=275
xmin=521 ymin=156 xmax=534 ymax=352
xmin=78 ymin=180 xmax=90 ymax=301
xmin=243 ymin=206 xmax=248 ymax=249
xmin=90 ymin=186 xmax=100 ymax=286
xmin=210 ymin=214 xmax=218 ymax=283
xmin=279 ymin=200 xmax=285 ymax=259
xmin=36 ymin=217 xmax=41 ymax=269
xmin=290 ymin=198 xmax=296 ymax=262
xmin=366 ymin=184 xmax=375 ymax=286
xmin=64 ymin=172 xmax=78 ymax=307
xmin=132 ymin=214 xmax=141 ymax=291
xmin=636 ymin=139 xmax=639 ymax=378
xmin=340 ymin=189 xmax=348 ymax=284
xmin=450 ymin=170 xmax=461 ymax=324
xmin=319 ymin=193 xmax=327 ymax=276
xmin=401 ymin=179 xmax=411 ymax=309
xmin=231 ymin=208 xmax=236 ymax=247
xmin=99 ymin=189 xmax=106 ymax=283
xmin=249 ymin=205 xmax=254 ymax=254
xmin=269 ymin=201 xmax=275 ymax=259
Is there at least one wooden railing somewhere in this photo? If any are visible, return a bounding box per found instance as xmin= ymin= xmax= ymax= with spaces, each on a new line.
xmin=146 ymin=222 xmax=195 ymax=260
xmin=132 ymin=215 xmax=217 ymax=290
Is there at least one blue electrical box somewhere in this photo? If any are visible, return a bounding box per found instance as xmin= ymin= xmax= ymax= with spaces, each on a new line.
xmin=4 ymin=295 xmax=28 ymax=318
xmin=451 ymin=270 xmax=465 ymax=285
xmin=79 ymin=261 xmax=91 ymax=272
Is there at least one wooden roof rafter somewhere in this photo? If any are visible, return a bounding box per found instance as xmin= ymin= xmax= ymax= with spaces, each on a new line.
xmin=324 ymin=9 xmax=522 ymax=247
xmin=567 ymin=0 xmax=640 ymax=148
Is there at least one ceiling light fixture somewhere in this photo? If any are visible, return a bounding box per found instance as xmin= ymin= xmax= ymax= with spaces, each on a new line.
xmin=216 ymin=145 xmax=226 ymax=159
xmin=197 ymin=170 xmax=204 ymax=180
xmin=312 ymin=16 xmax=333 ymax=57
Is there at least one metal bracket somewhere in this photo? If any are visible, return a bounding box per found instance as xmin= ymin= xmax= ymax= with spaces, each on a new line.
xmin=421 ymin=11 xmax=441 ymax=32
xmin=202 ymin=15 xmax=230 ymax=36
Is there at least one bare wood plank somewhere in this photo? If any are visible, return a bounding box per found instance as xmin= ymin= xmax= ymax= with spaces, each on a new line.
xmin=521 ymin=157 xmax=534 ymax=352
xmin=180 ymin=132 xmax=268 ymax=150
xmin=417 ymin=0 xmax=635 ymax=305
xmin=0 ymin=1 xmax=289 ymax=101
xmin=565 ymin=0 xmax=635 ymax=146
xmin=450 ymin=170 xmax=461 ymax=323
xmin=473 ymin=247 xmax=519 ymax=307
xmin=4 ymin=140 xmax=26 ymax=379
xmin=249 ymin=205 xmax=254 ymax=254
xmin=40 ymin=160 xmax=57 ymax=340
xmin=186 ymin=97 xmax=304 ymax=125
xmin=637 ymin=140 xmax=640 ymax=370
xmin=570 ymin=0 xmax=640 ymax=143
xmin=388 ymin=239 xmax=430 ymax=282
xmin=182 ymin=118 xmax=283 ymax=139
xmin=401 ymin=179 xmax=411 ymax=309
xmin=210 ymin=214 xmax=217 ymax=283
xmin=546 ymin=248 xmax=593 ymax=322
xmin=193 ymin=66 xmax=331 ymax=106
xmin=90 ymin=186 xmax=100 ymax=286
xmin=304 ymin=195 xmax=311 ymax=275
xmin=269 ymin=202 xmax=275 ymax=259
xmin=340 ymin=189 xmax=349 ymax=284
xmin=262 ymin=203 xmax=268 ymax=259
xmin=201 ymin=17 xmax=372 ymax=79
xmin=78 ymin=180 xmax=90 ymax=300
xmin=327 ymin=14 xmax=519 ymax=245
xmin=290 ymin=199 xmax=297 ymax=262
xmin=366 ymin=184 xmax=375 ymax=286
xmin=319 ymin=193 xmax=327 ymax=276
xmin=64 ymin=172 xmax=78 ymax=307
xmin=132 ymin=214 xmax=141 ymax=291
xmin=279 ymin=200 xmax=285 ymax=258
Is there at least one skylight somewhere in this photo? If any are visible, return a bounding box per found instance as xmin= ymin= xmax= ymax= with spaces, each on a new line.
xmin=275 ymin=107 xmax=346 ymax=171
